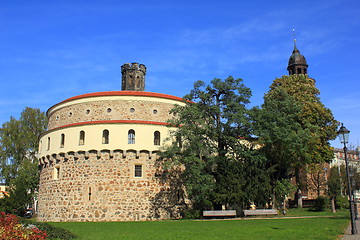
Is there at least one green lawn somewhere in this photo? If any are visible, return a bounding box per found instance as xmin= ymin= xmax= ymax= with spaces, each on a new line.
xmin=49 ymin=211 xmax=350 ymax=240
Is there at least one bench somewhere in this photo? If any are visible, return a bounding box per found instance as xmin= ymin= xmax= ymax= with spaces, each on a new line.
xmin=243 ymin=209 xmax=278 ymax=217
xmin=203 ymin=210 xmax=237 ymax=218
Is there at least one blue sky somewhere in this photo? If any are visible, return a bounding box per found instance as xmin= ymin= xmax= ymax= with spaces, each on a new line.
xmin=0 ymin=0 xmax=359 ymax=148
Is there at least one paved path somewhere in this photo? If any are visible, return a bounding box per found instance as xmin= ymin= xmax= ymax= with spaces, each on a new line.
xmin=341 ymin=219 xmax=360 ymax=240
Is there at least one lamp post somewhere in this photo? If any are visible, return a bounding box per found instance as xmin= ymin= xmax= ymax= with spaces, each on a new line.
xmin=337 ymin=123 xmax=357 ymax=235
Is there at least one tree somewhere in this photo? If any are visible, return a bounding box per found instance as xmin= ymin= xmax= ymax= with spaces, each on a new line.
xmin=0 ymin=107 xmax=47 ymax=214
xmin=327 ymin=167 xmax=341 ymax=212
xmin=252 ymin=75 xmax=338 ymax=203
xmin=307 ymin=163 xmax=328 ymax=197
xmin=162 ymin=76 xmax=271 ymax=211
xmin=268 ymin=75 xmax=338 ymax=165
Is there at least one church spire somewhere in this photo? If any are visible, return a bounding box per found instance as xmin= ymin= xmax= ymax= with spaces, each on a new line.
xmin=287 ymin=29 xmax=308 ymax=75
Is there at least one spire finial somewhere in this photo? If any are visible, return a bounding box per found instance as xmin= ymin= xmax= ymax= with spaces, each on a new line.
xmin=292 ymin=28 xmax=298 ymax=51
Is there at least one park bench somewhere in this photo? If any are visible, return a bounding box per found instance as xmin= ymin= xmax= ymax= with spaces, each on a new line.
xmin=203 ymin=210 xmax=237 ymax=218
xmin=243 ymin=209 xmax=278 ymax=217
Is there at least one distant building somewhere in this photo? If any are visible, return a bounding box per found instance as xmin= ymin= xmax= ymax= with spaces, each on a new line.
xmin=331 ymin=147 xmax=360 ymax=200
xmin=331 ymin=147 xmax=360 ymax=169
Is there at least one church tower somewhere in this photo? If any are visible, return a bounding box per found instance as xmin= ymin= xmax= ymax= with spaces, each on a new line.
xmin=287 ymin=37 xmax=308 ymax=75
xmin=121 ymin=62 xmax=146 ymax=91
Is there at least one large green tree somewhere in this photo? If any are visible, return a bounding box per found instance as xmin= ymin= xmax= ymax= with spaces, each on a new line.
xmin=252 ymin=74 xmax=338 ymax=201
xmin=162 ymin=76 xmax=271 ymax=211
xmin=0 ymin=107 xmax=47 ymax=214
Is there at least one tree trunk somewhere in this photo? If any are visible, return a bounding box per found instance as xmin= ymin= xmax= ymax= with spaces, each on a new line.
xmin=295 ymin=167 xmax=303 ymax=208
xmin=331 ymin=197 xmax=336 ymax=213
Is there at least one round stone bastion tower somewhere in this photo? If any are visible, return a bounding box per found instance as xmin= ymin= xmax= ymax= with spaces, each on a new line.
xmin=37 ymin=63 xmax=186 ymax=222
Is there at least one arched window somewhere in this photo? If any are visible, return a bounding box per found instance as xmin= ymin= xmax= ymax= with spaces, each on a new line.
xmin=47 ymin=137 xmax=50 ymax=151
xmin=79 ymin=131 xmax=85 ymax=145
xmin=60 ymin=134 xmax=65 ymax=148
xmin=154 ymin=131 xmax=160 ymax=145
xmin=102 ymin=129 xmax=109 ymax=144
xmin=128 ymin=129 xmax=135 ymax=144
xmin=297 ymin=68 xmax=302 ymax=74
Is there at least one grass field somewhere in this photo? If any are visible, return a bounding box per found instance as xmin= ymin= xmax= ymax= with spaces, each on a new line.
xmin=49 ymin=210 xmax=350 ymax=240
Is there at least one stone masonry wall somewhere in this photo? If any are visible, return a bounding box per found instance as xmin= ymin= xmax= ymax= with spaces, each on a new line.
xmin=38 ymin=150 xmax=184 ymax=222
xmin=48 ymin=100 xmax=176 ymax=130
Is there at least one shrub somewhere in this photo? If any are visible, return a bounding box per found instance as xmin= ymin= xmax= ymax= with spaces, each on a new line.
xmin=0 ymin=212 xmax=47 ymax=239
xmin=335 ymin=195 xmax=349 ymax=209
xmin=21 ymin=220 xmax=77 ymax=240
xmin=314 ymin=196 xmax=329 ymax=212
xmin=184 ymin=209 xmax=201 ymax=219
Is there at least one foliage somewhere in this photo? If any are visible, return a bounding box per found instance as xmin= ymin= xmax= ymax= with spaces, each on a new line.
xmin=0 ymin=212 xmax=47 ymax=239
xmin=268 ymin=75 xmax=338 ymax=165
xmin=313 ymin=196 xmax=329 ymax=212
xmin=162 ymin=77 xmax=271 ymax=210
xmin=183 ymin=209 xmax=201 ymax=219
xmin=336 ymin=164 xmax=360 ymax=196
xmin=48 ymin=215 xmax=349 ymax=240
xmin=251 ymin=88 xmax=309 ymax=180
xmin=273 ymin=179 xmax=296 ymax=207
xmin=0 ymin=107 xmax=47 ymax=214
xmin=327 ymin=167 xmax=341 ymax=199
xmin=21 ymin=220 xmax=77 ymax=240
xmin=335 ymin=195 xmax=349 ymax=209
xmin=252 ymin=75 xmax=338 ymax=196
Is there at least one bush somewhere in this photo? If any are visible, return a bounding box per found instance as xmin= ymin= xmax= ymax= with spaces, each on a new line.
xmin=314 ymin=196 xmax=329 ymax=212
xmin=0 ymin=212 xmax=47 ymax=239
xmin=335 ymin=195 xmax=349 ymax=209
xmin=184 ymin=209 xmax=201 ymax=219
xmin=21 ymin=220 xmax=77 ymax=240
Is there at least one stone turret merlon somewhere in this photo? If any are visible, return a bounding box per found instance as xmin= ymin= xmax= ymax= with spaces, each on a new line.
xmin=121 ymin=63 xmax=146 ymax=91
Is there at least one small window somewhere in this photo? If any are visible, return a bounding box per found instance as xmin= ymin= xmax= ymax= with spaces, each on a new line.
xmin=79 ymin=131 xmax=85 ymax=145
xmin=107 ymin=108 xmax=112 ymax=113
xmin=134 ymin=165 xmax=142 ymax=178
xmin=60 ymin=134 xmax=65 ymax=148
xmin=130 ymin=108 xmax=135 ymax=113
xmin=102 ymin=129 xmax=109 ymax=144
xmin=128 ymin=129 xmax=135 ymax=144
xmin=153 ymin=109 xmax=158 ymax=114
xmin=69 ymin=112 xmax=72 ymax=117
xmin=47 ymin=137 xmax=50 ymax=151
xmin=54 ymin=166 xmax=60 ymax=180
xmin=154 ymin=131 xmax=160 ymax=146
xmin=86 ymin=109 xmax=90 ymax=114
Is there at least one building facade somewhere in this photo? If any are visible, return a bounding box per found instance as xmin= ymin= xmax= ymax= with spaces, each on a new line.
xmin=37 ymin=63 xmax=186 ymax=222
